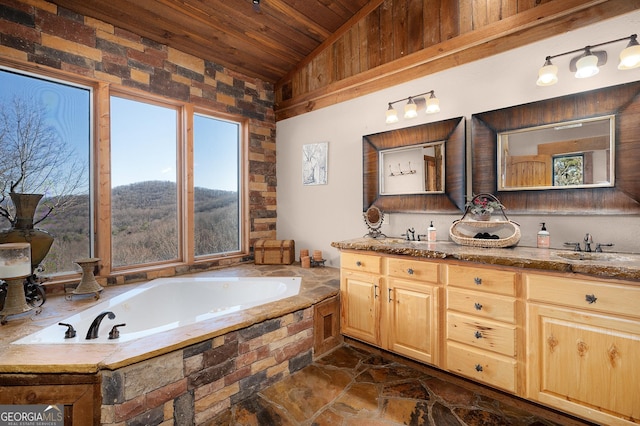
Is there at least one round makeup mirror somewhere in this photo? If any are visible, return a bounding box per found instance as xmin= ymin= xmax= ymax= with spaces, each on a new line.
xmin=363 ymin=206 xmax=386 ymax=238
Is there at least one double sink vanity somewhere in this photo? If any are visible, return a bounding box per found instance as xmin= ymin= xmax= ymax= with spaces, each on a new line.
xmin=331 ymin=238 xmax=640 ymax=426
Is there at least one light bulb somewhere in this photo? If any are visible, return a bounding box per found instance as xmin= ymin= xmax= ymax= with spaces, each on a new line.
xmin=425 ymin=94 xmax=440 ymax=113
xmin=619 ymin=38 xmax=640 ymax=70
xmin=385 ymin=105 xmax=398 ymax=124
xmin=404 ymin=98 xmax=417 ymax=119
xmin=536 ymin=59 xmax=558 ymax=86
xmin=575 ymin=53 xmax=599 ymax=78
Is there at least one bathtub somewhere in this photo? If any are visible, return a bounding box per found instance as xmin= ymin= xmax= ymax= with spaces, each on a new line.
xmin=14 ymin=276 xmax=301 ymax=344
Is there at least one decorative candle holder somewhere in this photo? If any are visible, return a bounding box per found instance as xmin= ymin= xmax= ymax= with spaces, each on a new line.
xmin=72 ymin=258 xmax=103 ymax=297
xmin=0 ymin=243 xmax=32 ymax=323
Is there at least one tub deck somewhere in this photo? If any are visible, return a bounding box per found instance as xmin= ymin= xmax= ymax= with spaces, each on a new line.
xmin=0 ymin=263 xmax=339 ymax=373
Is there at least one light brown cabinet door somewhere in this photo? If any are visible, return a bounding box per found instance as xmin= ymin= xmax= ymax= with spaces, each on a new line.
xmin=527 ymin=303 xmax=640 ymax=425
xmin=386 ymin=278 xmax=438 ymax=364
xmin=340 ymin=270 xmax=380 ymax=345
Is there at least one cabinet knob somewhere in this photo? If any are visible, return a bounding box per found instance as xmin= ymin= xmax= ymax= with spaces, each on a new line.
xmin=475 ymin=364 xmax=483 ymax=372
xmin=388 ymin=288 xmax=393 ymax=302
xmin=406 ymin=268 xmax=414 ymax=275
xmin=356 ymin=261 xmax=362 ymax=267
xmin=585 ymin=294 xmax=597 ymax=304
xmin=474 ymin=331 xmax=483 ymax=339
xmin=474 ymin=277 xmax=482 ymax=285
xmin=374 ymin=284 xmax=379 ymax=299
xmin=474 ymin=302 xmax=483 ymax=311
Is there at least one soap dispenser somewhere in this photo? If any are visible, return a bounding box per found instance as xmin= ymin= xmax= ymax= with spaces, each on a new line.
xmin=427 ymin=221 xmax=436 ymax=242
xmin=537 ymin=223 xmax=550 ymax=249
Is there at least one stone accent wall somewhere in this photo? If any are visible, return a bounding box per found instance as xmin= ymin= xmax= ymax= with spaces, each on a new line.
xmin=100 ymin=307 xmax=314 ymax=425
xmin=0 ymin=0 xmax=278 ymax=277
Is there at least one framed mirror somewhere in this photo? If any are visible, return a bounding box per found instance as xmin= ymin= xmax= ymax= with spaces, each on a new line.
xmin=472 ymin=81 xmax=640 ymax=214
xmin=363 ymin=117 xmax=465 ymax=213
xmin=497 ymin=115 xmax=615 ymax=191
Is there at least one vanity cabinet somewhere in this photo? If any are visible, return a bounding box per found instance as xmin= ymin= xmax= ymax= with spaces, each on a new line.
xmin=339 ymin=252 xmax=440 ymax=364
xmin=444 ymin=264 xmax=521 ymax=393
xmin=526 ymin=273 xmax=640 ymax=425
xmin=336 ymin=244 xmax=640 ymax=426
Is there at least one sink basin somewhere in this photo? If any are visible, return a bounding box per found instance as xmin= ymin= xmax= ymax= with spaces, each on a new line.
xmin=554 ymin=252 xmax=623 ymax=262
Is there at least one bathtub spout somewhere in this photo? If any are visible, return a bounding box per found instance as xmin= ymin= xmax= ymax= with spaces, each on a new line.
xmin=86 ymin=311 xmax=116 ymax=339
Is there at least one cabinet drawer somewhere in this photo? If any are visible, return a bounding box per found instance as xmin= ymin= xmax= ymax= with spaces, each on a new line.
xmin=341 ymin=252 xmax=381 ymax=274
xmin=446 ymin=264 xmax=516 ymax=295
xmin=447 ymin=312 xmax=516 ymax=356
xmin=387 ymin=257 xmax=438 ymax=282
xmin=447 ymin=288 xmax=516 ymax=323
xmin=446 ymin=341 xmax=517 ymax=393
xmin=526 ymin=273 xmax=640 ymax=318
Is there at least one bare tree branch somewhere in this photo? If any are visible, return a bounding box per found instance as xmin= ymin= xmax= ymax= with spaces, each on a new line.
xmin=0 ymin=96 xmax=88 ymax=225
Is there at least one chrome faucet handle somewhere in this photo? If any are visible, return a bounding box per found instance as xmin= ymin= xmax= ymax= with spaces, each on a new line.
xmin=595 ymin=243 xmax=614 ymax=253
xmin=564 ymin=242 xmax=581 ymax=252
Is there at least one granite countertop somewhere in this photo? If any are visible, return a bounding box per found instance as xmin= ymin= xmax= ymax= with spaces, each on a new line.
xmin=0 ymin=263 xmax=339 ymax=374
xmin=331 ymin=238 xmax=640 ymax=282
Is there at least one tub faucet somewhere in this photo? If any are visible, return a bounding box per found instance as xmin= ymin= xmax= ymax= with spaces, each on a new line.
xmin=86 ymin=311 xmax=115 ymax=340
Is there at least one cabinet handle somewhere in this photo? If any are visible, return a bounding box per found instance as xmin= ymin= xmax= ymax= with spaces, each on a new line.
xmin=474 ymin=277 xmax=482 ymax=285
xmin=374 ymin=284 xmax=379 ymax=299
xmin=406 ymin=268 xmax=414 ymax=275
xmin=356 ymin=261 xmax=362 ymax=267
xmin=475 ymin=364 xmax=483 ymax=372
xmin=474 ymin=331 xmax=483 ymax=339
xmin=474 ymin=302 xmax=483 ymax=311
xmin=585 ymin=294 xmax=597 ymax=304
xmin=388 ymin=288 xmax=393 ymax=302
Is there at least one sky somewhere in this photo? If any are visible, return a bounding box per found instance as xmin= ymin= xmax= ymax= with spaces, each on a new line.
xmin=1 ymin=68 xmax=239 ymax=193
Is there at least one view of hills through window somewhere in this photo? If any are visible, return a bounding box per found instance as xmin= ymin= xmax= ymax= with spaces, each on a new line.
xmin=0 ymin=69 xmax=241 ymax=276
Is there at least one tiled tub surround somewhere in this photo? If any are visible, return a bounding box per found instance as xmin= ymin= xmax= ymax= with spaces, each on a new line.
xmin=0 ymin=264 xmax=340 ymax=425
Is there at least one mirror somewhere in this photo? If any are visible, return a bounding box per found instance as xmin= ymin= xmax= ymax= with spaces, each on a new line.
xmin=472 ymin=81 xmax=640 ymax=214
xmin=380 ymin=141 xmax=445 ymax=195
xmin=498 ymin=115 xmax=615 ymax=190
xmin=363 ymin=206 xmax=386 ymax=238
xmin=363 ymin=117 xmax=465 ymax=213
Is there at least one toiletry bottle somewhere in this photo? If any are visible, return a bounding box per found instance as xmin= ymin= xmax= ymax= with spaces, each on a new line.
xmin=427 ymin=221 xmax=437 ymax=242
xmin=537 ymin=223 xmax=550 ymax=248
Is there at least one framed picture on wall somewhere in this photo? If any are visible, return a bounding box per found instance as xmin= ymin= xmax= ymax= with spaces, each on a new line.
xmin=302 ymin=142 xmax=328 ymax=185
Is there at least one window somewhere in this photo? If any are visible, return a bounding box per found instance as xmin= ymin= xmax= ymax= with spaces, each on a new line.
xmin=0 ymin=66 xmax=246 ymax=277
xmin=193 ymin=113 xmax=241 ymax=256
xmin=0 ymin=68 xmax=92 ymax=276
xmin=110 ymin=95 xmax=179 ymax=267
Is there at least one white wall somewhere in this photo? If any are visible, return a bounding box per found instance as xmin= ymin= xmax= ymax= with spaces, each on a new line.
xmin=276 ymin=10 xmax=640 ymax=266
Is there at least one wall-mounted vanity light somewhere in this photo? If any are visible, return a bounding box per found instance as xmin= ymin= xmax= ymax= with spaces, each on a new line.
xmin=537 ymin=34 xmax=640 ymax=87
xmin=385 ymin=90 xmax=440 ymax=124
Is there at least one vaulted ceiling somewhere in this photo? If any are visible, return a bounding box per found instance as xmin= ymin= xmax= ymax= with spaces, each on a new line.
xmin=49 ymin=0 xmax=371 ymax=83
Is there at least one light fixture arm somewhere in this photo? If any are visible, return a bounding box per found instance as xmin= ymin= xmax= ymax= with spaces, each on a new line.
xmin=386 ymin=90 xmax=435 ymax=107
xmin=545 ymin=34 xmax=637 ymax=62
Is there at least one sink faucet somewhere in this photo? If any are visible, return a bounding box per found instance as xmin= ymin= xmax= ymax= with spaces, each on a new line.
xmin=401 ymin=228 xmax=416 ymax=241
xmin=86 ymin=311 xmax=115 ymax=339
xmin=584 ymin=233 xmax=593 ymax=252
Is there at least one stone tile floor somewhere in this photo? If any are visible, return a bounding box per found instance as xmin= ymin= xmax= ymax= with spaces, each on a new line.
xmin=212 ymin=345 xmax=595 ymax=426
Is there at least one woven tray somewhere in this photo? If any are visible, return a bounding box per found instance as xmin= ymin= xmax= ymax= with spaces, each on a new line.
xmin=449 ymin=194 xmax=521 ymax=248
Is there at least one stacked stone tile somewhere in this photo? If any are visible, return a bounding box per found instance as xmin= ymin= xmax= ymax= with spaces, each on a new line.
xmin=100 ymin=307 xmax=313 ymax=424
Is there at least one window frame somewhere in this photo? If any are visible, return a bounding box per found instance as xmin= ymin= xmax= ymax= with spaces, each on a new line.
xmin=189 ymin=105 xmax=250 ymax=264
xmin=0 ymin=58 xmax=251 ymax=281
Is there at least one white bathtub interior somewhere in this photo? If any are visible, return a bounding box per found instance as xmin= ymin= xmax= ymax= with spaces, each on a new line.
xmin=13 ymin=276 xmax=302 ymax=344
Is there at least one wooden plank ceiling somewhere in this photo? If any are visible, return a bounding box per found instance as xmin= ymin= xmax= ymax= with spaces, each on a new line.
xmin=49 ymin=0 xmax=371 ymax=83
